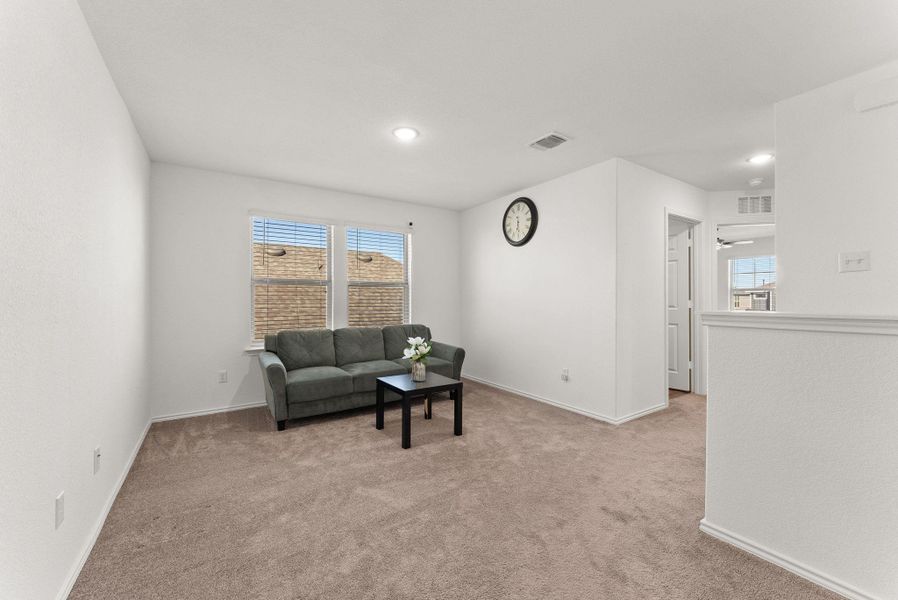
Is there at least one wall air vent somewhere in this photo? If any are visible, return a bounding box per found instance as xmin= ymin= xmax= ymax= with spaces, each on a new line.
xmin=737 ymin=195 xmax=774 ymax=214
xmin=529 ymin=132 xmax=569 ymax=151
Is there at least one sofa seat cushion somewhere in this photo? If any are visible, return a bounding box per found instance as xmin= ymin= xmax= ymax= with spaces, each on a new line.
xmin=341 ymin=360 xmax=407 ymax=393
xmin=392 ymin=357 xmax=454 ymax=378
xmin=285 ymin=366 xmax=352 ymax=404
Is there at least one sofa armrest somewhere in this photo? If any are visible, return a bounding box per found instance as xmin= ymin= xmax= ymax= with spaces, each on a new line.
xmin=430 ymin=341 xmax=466 ymax=380
xmin=259 ymin=352 xmax=288 ymax=422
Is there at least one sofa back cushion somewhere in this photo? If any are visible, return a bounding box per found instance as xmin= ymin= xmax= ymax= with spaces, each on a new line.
xmin=274 ymin=329 xmax=336 ymax=371
xmin=382 ymin=324 xmax=432 ymax=359
xmin=334 ymin=327 xmax=385 ymax=366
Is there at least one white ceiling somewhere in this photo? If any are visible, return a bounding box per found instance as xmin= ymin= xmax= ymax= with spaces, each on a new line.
xmin=78 ymin=0 xmax=898 ymax=210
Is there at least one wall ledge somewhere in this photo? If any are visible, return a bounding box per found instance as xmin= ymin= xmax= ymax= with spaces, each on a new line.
xmin=701 ymin=312 xmax=898 ymax=336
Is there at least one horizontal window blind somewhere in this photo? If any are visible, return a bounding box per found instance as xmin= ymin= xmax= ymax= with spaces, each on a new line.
xmin=346 ymin=227 xmax=409 ymax=327
xmin=252 ymin=217 xmax=331 ymax=340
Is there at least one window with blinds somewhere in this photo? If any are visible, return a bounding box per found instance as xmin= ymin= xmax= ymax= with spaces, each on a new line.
xmin=251 ymin=217 xmax=331 ymax=340
xmin=346 ymin=227 xmax=409 ymax=327
xmin=730 ymin=255 xmax=776 ymax=311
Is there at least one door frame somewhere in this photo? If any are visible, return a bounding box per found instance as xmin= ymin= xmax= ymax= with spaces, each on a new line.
xmin=664 ymin=208 xmax=705 ymax=403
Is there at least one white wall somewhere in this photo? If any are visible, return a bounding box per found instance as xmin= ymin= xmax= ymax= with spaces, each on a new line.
xmin=703 ymin=314 xmax=898 ymax=600
xmin=776 ymin=60 xmax=898 ymax=314
xmin=615 ymin=159 xmax=708 ymax=415
xmin=460 ymin=161 xmax=619 ymax=419
xmin=460 ymin=159 xmax=709 ymax=422
xmin=701 ymin=62 xmax=898 ymax=599
xmin=0 ymin=2 xmax=150 ymax=599
xmin=708 ymin=189 xmax=776 ymax=312
xmin=716 ymin=236 xmax=776 ymax=310
xmin=707 ymin=189 xmax=775 ymax=226
xmin=149 ymin=163 xmax=461 ymax=419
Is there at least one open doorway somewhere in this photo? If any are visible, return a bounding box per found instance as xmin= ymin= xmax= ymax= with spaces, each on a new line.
xmin=667 ymin=216 xmax=694 ymax=393
xmin=716 ymin=223 xmax=776 ymax=311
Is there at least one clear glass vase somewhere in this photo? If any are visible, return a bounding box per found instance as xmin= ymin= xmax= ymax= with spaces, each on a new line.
xmin=411 ymin=360 xmax=426 ymax=382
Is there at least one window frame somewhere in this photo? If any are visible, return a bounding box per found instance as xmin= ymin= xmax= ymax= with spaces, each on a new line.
xmin=247 ymin=213 xmax=413 ymax=349
xmin=728 ymin=254 xmax=776 ymax=312
xmin=345 ymin=225 xmax=412 ymax=327
xmin=249 ymin=215 xmax=334 ymax=343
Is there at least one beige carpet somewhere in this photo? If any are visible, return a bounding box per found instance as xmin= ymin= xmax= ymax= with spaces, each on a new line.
xmin=71 ymin=381 xmax=838 ymax=599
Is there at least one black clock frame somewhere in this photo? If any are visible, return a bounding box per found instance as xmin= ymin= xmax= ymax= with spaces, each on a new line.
xmin=502 ymin=197 xmax=538 ymax=246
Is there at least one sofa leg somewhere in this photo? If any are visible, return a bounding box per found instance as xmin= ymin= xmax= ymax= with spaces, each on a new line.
xmin=277 ymin=420 xmax=286 ymax=431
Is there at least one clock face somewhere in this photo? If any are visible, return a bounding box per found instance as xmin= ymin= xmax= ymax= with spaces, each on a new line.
xmin=503 ymin=197 xmax=538 ymax=246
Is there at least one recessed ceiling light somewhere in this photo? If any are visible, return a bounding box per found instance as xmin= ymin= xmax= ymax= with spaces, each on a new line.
xmin=748 ymin=177 xmax=764 ymax=187
xmin=747 ymin=153 xmax=774 ymax=165
xmin=392 ymin=127 xmax=419 ymax=141
xmin=732 ymin=240 xmax=755 ymax=245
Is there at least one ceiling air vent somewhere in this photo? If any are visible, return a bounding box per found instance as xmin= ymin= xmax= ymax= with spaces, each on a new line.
xmin=737 ymin=195 xmax=774 ymax=214
xmin=529 ymin=132 xmax=568 ymax=151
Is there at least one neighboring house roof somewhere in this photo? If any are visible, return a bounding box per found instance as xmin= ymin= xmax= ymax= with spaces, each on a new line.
xmin=251 ymin=244 xmax=406 ymax=338
xmin=252 ymin=243 xmax=404 ymax=281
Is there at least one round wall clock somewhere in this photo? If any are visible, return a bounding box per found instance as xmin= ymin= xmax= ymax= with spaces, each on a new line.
xmin=502 ymin=197 xmax=538 ymax=246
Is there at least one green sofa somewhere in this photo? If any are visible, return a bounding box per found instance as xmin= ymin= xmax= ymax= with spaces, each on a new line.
xmin=258 ymin=324 xmax=465 ymax=430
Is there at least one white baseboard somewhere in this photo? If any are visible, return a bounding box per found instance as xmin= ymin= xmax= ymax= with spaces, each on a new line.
xmin=613 ymin=402 xmax=668 ymax=424
xmin=57 ymin=418 xmax=151 ymax=600
xmin=151 ymin=401 xmax=266 ymax=423
xmin=699 ymin=519 xmax=879 ymax=600
xmin=464 ymin=374 xmax=638 ymax=425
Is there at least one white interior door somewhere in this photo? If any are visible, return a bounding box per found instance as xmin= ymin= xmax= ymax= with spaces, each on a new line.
xmin=667 ymin=225 xmax=691 ymax=391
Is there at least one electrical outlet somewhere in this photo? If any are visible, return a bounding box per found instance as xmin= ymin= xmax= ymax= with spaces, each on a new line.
xmin=218 ymin=370 xmax=228 ymax=384
xmin=839 ymin=251 xmax=871 ymax=273
xmin=561 ymin=368 xmax=570 ymax=382
xmin=55 ymin=492 xmax=64 ymax=529
xmin=93 ymin=447 xmax=101 ymax=475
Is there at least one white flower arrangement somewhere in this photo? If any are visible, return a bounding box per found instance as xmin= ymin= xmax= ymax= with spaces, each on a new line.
xmin=403 ymin=336 xmax=432 ymax=363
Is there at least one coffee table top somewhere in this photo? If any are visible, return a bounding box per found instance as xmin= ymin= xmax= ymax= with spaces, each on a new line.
xmin=377 ymin=372 xmax=461 ymax=393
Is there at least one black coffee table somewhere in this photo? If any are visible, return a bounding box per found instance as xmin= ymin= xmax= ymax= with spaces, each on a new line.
xmin=375 ymin=372 xmax=463 ymax=449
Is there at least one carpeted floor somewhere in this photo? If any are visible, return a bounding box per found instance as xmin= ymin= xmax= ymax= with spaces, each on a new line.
xmin=70 ymin=381 xmax=838 ymax=599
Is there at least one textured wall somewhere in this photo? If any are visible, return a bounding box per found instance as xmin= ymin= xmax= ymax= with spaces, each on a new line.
xmin=704 ymin=314 xmax=898 ymax=600
xmin=615 ymin=159 xmax=709 ymax=412
xmin=460 ymin=161 xmax=619 ymax=419
xmin=460 ymin=158 xmax=710 ymax=422
xmin=776 ymin=60 xmax=898 ymax=314
xmin=0 ymin=1 xmax=151 ymax=598
xmin=149 ymin=163 xmax=461 ymax=419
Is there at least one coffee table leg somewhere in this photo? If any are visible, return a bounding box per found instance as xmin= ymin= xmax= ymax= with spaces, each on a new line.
xmin=454 ymin=383 xmax=463 ymax=436
xmin=376 ymin=383 xmax=384 ymax=430
xmin=402 ymin=394 xmax=411 ymax=449
xmin=424 ymin=394 xmax=432 ymax=419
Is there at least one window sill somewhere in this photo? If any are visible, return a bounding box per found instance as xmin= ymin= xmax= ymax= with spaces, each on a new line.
xmin=244 ymin=345 xmax=265 ymax=354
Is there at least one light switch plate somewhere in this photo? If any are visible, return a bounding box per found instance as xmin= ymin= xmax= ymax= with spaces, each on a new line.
xmin=55 ymin=492 xmax=64 ymax=529
xmin=839 ymin=251 xmax=871 ymax=273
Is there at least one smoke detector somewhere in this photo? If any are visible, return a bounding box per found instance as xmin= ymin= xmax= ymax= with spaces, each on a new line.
xmin=529 ymin=132 xmax=569 ymax=151
xmin=748 ymin=177 xmax=764 ymax=188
